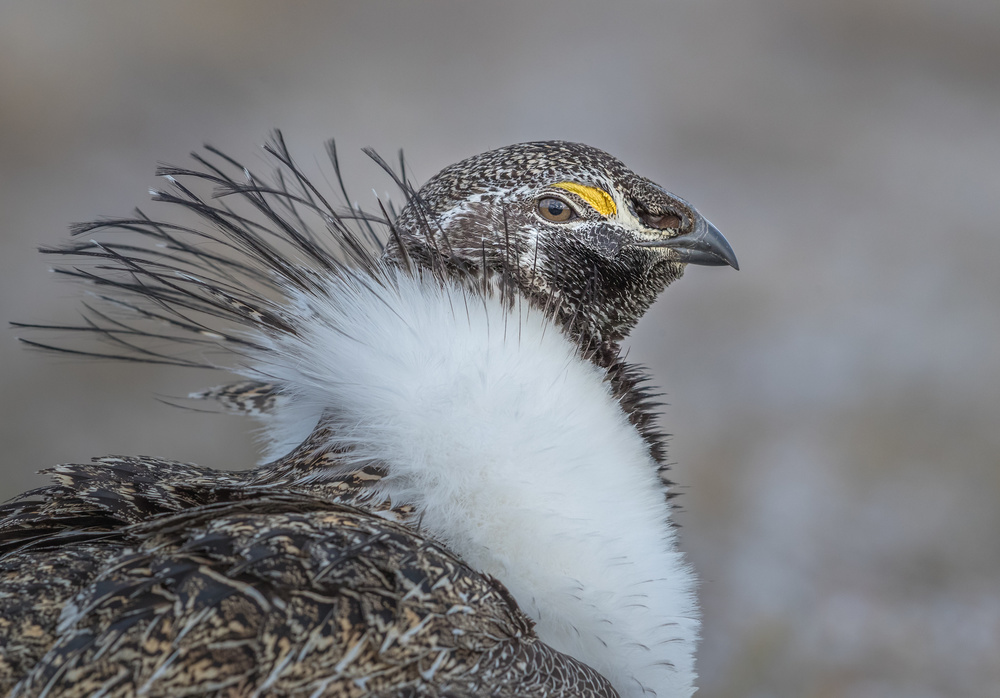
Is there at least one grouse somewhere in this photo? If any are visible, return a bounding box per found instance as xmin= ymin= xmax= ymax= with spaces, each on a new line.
xmin=0 ymin=135 xmax=737 ymax=698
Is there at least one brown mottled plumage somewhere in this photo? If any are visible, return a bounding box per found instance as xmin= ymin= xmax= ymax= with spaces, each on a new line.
xmin=1 ymin=134 xmax=736 ymax=697
xmin=4 ymin=482 xmax=613 ymax=697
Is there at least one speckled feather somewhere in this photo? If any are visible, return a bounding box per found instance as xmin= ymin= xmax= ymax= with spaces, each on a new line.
xmin=3 ymin=487 xmax=615 ymax=697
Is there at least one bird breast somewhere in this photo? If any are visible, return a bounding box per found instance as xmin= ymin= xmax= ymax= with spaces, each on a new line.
xmin=241 ymin=265 xmax=700 ymax=698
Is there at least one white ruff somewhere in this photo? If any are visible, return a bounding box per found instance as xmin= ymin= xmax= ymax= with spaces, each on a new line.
xmin=246 ymin=266 xmax=699 ymax=698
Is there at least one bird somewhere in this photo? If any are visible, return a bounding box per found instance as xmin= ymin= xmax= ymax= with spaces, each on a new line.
xmin=0 ymin=134 xmax=738 ymax=698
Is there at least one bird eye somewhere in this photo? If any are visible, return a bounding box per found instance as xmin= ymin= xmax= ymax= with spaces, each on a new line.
xmin=642 ymin=211 xmax=684 ymax=230
xmin=537 ymin=198 xmax=577 ymax=223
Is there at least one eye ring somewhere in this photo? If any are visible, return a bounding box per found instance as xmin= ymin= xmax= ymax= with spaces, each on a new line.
xmin=537 ymin=197 xmax=577 ymax=223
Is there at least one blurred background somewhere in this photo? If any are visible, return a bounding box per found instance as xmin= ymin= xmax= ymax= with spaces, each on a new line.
xmin=1 ymin=1 xmax=998 ymax=696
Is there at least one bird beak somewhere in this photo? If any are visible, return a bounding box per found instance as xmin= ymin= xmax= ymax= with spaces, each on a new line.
xmin=635 ymin=218 xmax=739 ymax=270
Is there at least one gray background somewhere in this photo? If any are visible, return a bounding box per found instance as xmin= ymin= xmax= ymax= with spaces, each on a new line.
xmin=1 ymin=2 xmax=998 ymax=696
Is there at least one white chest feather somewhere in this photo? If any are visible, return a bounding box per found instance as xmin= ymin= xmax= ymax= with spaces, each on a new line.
xmin=248 ymin=267 xmax=699 ymax=698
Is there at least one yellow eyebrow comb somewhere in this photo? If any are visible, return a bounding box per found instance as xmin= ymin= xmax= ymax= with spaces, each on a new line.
xmin=551 ymin=182 xmax=617 ymax=217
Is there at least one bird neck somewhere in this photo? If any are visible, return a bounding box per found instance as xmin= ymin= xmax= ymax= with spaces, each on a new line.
xmin=382 ymin=245 xmax=666 ymax=370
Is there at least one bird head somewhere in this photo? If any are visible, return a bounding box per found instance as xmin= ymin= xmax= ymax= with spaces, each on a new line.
xmin=385 ymin=141 xmax=737 ymax=354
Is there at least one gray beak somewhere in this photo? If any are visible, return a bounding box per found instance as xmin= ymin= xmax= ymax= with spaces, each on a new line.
xmin=636 ymin=218 xmax=739 ymax=270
